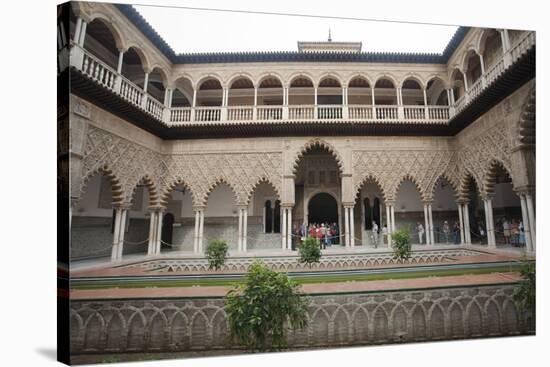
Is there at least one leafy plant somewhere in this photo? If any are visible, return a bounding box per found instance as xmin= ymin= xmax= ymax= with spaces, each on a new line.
xmin=225 ymin=261 xmax=309 ymax=351
xmin=299 ymin=236 xmax=322 ymax=267
xmin=392 ymin=229 xmax=411 ymax=262
xmin=205 ymin=239 xmax=229 ymax=270
xmin=513 ymin=257 xmax=536 ymax=323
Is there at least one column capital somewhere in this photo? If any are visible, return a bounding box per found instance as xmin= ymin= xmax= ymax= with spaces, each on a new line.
xmin=148 ymin=205 xmax=166 ymax=213
xmin=283 ymin=174 xmax=296 ymax=179
xmin=385 ymin=200 xmax=396 ymax=206
xmin=422 ymin=200 xmax=434 ymax=205
xmin=236 ymin=204 xmax=249 ymax=210
xmin=281 ymin=203 xmax=294 ymax=209
xmin=192 ymin=205 xmax=206 ymax=212
xmin=114 ymin=203 xmax=132 ymax=210
xmin=481 ymin=193 xmax=495 ymax=201
xmin=514 ymin=185 xmax=536 ymax=197
xmin=342 ymin=202 xmax=355 ymax=208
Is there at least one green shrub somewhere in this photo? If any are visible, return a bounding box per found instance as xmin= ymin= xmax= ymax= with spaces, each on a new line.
xmin=513 ymin=257 xmax=536 ymax=322
xmin=392 ymin=229 xmax=411 ymax=262
xmin=205 ymin=239 xmax=229 ymax=270
xmin=225 ymin=261 xmax=309 ymax=351
xmin=299 ymin=236 xmax=322 ymax=266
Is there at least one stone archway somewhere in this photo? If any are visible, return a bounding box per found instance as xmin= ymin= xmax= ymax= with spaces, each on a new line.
xmin=307 ymin=193 xmax=339 ymax=225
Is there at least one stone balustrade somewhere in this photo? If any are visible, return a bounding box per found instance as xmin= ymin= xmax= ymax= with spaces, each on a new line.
xmin=69 ymin=31 xmax=534 ymax=127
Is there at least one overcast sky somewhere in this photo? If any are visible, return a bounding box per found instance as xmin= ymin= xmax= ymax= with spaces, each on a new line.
xmin=133 ymin=3 xmax=459 ymax=54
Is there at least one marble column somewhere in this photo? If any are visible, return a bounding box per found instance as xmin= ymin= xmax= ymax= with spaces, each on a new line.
xmin=281 ymin=206 xmax=287 ymax=250
xmin=463 ymin=202 xmax=471 ymax=244
xmin=428 ymin=203 xmax=435 ymax=245
xmin=350 ymin=205 xmax=355 ymax=248
xmin=423 ymin=203 xmax=430 ymax=245
xmin=344 ymin=206 xmax=350 ymax=247
xmin=526 ymin=192 xmax=536 ymax=246
xmin=193 ymin=208 xmax=200 ymax=253
xmin=484 ymin=197 xmax=496 ymax=248
xmin=237 ymin=206 xmax=243 ymax=252
xmin=147 ymin=210 xmax=157 ymax=256
xmin=458 ymin=202 xmax=465 ymax=244
xmin=519 ymin=193 xmax=533 ymax=253
xmin=155 ymin=209 xmax=164 ymax=254
xmin=386 ymin=204 xmax=392 ymax=247
xmin=111 ymin=207 xmax=123 ymax=261
xmin=286 ymin=206 xmax=293 ymax=250
xmin=243 ymin=207 xmax=248 ymax=252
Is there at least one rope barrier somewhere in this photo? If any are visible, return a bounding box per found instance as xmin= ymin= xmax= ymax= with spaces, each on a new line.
xmin=122 ymin=238 xmax=150 ymax=246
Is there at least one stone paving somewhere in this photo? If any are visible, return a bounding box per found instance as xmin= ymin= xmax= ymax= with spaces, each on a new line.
xmin=70 ymin=272 xmax=523 ymax=300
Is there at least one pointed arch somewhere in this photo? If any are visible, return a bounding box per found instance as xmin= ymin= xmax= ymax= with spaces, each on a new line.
xmin=79 ymin=165 xmax=124 ymax=206
xmin=351 ymin=306 xmax=369 ymax=342
xmin=255 ymin=72 xmax=284 ymax=88
xmin=331 ymin=305 xmax=352 ymax=344
xmin=428 ymin=303 xmax=446 ymax=338
xmin=393 ymin=174 xmax=424 ymax=202
xmin=288 ymin=72 xmax=315 ymax=88
xmin=226 ymin=72 xmax=256 ymax=89
xmin=127 ymin=174 xmax=160 ymax=208
xmin=457 ymin=171 xmax=483 ymax=200
xmin=203 ymin=177 xmax=240 ymax=207
xmin=148 ymin=66 xmax=170 ymax=88
xmin=195 ymin=74 xmax=224 ymax=90
xmin=400 ymin=74 xmax=426 ymax=89
xmin=428 ymin=173 xmax=460 ymax=202
xmin=354 ymin=174 xmax=387 ymax=202
xmin=373 ymin=73 xmax=398 ymax=88
xmin=318 ymin=73 xmax=343 ymax=88
xmin=310 ymin=307 xmax=330 ymax=345
xmin=86 ymin=12 xmax=125 ymax=50
xmin=245 ymin=176 xmax=281 ymax=205
xmin=159 ymin=177 xmax=198 ymax=208
xmin=105 ymin=311 xmax=125 ymax=351
xmin=466 ymin=299 xmax=484 ymax=336
xmin=124 ymin=44 xmax=151 ymax=73
xmin=483 ymin=159 xmax=514 ymax=195
xmin=291 ymin=139 xmax=344 ymax=175
xmin=347 ymin=73 xmax=372 ymax=88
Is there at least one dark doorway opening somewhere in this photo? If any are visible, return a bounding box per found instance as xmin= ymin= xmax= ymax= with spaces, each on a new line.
xmin=308 ymin=193 xmax=338 ymax=225
xmin=161 ymin=212 xmax=174 ymax=248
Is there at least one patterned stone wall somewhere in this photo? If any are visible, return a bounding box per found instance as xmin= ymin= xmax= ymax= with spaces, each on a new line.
xmin=70 ymin=284 xmax=534 ymax=355
xmin=72 ymin=79 xmax=534 ymax=210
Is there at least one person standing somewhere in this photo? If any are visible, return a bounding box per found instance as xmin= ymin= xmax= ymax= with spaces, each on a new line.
xmin=453 ymin=221 xmax=460 ymax=244
xmin=442 ymin=221 xmax=450 ymax=244
xmin=372 ymin=221 xmax=379 ymax=248
xmin=502 ymin=218 xmax=511 ymax=244
xmin=518 ymin=220 xmax=526 ymax=247
xmin=511 ymin=219 xmax=519 ymax=247
xmin=417 ymin=222 xmax=425 ymax=245
xmin=382 ymin=225 xmax=388 ymax=246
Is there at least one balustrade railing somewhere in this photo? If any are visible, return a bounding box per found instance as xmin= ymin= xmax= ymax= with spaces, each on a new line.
xmin=120 ymin=78 xmax=144 ymax=106
xmin=145 ymin=96 xmax=164 ymax=120
xmin=317 ymin=105 xmax=343 ymax=119
xmin=72 ymin=32 xmax=534 ymax=127
xmin=170 ymin=107 xmax=192 ymax=123
xmin=455 ymin=32 xmax=535 ymax=113
xmin=375 ymin=106 xmax=398 ymax=120
xmin=81 ymin=51 xmax=117 ymax=90
xmin=349 ymin=106 xmax=373 ymax=120
xmin=289 ymin=105 xmax=315 ymax=120
xmin=227 ymin=106 xmax=254 ymax=121
xmin=195 ymin=107 xmax=221 ymax=122
xmin=468 ymin=78 xmax=484 ymax=101
xmin=257 ymin=106 xmax=283 ymax=120
xmin=403 ymin=106 xmax=426 ymax=120
xmin=427 ymin=106 xmax=450 ymax=121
